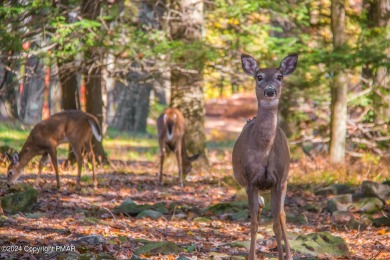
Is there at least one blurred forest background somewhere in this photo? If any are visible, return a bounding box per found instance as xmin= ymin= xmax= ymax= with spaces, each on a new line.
xmin=0 ymin=0 xmax=389 ymax=166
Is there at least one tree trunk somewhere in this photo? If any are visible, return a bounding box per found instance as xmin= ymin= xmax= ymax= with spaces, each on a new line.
xmin=41 ymin=59 xmax=51 ymax=120
xmin=0 ymin=51 xmax=18 ymax=120
xmin=85 ymin=64 xmax=107 ymax=164
xmin=366 ymin=0 xmax=390 ymax=123
xmin=329 ymin=0 xmax=348 ymax=164
xmin=81 ymin=0 xmax=108 ymax=164
xmin=169 ymin=0 xmax=208 ymax=170
xmin=112 ymin=71 xmax=152 ymax=133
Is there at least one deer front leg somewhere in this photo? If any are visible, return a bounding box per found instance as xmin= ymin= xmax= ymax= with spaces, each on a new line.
xmin=247 ymin=185 xmax=260 ymax=260
xmin=271 ymin=186 xmax=285 ymax=260
xmin=175 ymin=141 xmax=184 ymax=187
xmin=280 ymin=182 xmax=292 ymax=260
xmin=48 ymin=149 xmax=60 ymax=189
xmin=36 ymin=153 xmax=49 ymax=187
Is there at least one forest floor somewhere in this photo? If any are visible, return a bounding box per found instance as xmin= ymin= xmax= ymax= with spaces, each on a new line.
xmin=0 ymin=94 xmax=389 ymax=259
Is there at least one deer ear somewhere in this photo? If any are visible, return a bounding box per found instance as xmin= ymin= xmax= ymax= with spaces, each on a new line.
xmin=279 ymin=54 xmax=298 ymax=76
xmin=241 ymin=54 xmax=258 ymax=76
xmin=12 ymin=152 xmax=19 ymax=163
xmin=5 ymin=152 xmax=12 ymax=162
xmin=189 ymin=153 xmax=200 ymax=162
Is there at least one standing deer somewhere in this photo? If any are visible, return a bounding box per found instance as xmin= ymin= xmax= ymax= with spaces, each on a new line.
xmin=5 ymin=110 xmax=102 ymax=190
xmin=157 ymin=108 xmax=199 ymax=187
xmin=232 ymin=53 xmax=298 ymax=260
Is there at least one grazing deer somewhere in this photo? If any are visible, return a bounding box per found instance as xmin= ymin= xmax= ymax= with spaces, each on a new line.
xmin=157 ymin=108 xmax=199 ymax=187
xmin=232 ymin=53 xmax=298 ymax=260
xmin=5 ymin=110 xmax=102 ymax=190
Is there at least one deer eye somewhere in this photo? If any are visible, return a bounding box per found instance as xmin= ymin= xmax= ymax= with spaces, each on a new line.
xmin=257 ymin=75 xmax=263 ymax=81
xmin=277 ymin=75 xmax=283 ymax=81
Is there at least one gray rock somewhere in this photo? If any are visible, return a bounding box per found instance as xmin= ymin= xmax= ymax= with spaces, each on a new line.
xmin=355 ymin=197 xmax=384 ymax=213
xmin=331 ymin=211 xmax=369 ymax=231
xmin=1 ymin=188 xmax=38 ymax=214
xmin=303 ymin=203 xmax=322 ymax=213
xmin=331 ymin=211 xmax=352 ymax=224
xmin=315 ymin=184 xmax=352 ymax=196
xmin=231 ymin=209 xmax=249 ymax=220
xmin=137 ymin=210 xmax=163 ymax=219
xmin=327 ymin=194 xmax=353 ymax=213
xmin=229 ymin=240 xmax=250 ymax=249
xmin=286 ymin=212 xmax=308 ymax=224
xmin=361 ymin=181 xmax=390 ymax=201
xmin=372 ymin=216 xmax=390 ymax=227
xmin=76 ymin=235 xmax=106 ymax=245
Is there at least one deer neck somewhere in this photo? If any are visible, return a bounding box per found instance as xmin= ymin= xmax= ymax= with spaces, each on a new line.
xmin=251 ymin=104 xmax=278 ymax=152
xmin=17 ymin=146 xmax=36 ymax=170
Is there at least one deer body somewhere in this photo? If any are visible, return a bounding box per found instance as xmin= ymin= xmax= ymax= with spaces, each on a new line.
xmin=232 ymin=53 xmax=298 ymax=260
xmin=157 ymin=108 xmax=198 ymax=187
xmin=6 ymin=110 xmax=102 ymax=190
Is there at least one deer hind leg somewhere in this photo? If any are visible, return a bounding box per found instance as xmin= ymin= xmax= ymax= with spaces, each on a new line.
xmin=246 ymin=185 xmax=260 ymax=260
xmin=280 ymin=182 xmax=292 ymax=260
xmin=48 ymin=148 xmax=60 ymax=189
xmin=158 ymin=145 xmax=166 ymax=186
xmin=71 ymin=143 xmax=83 ymax=190
xmin=86 ymin=140 xmax=97 ymax=189
xmin=36 ymin=153 xmax=49 ymax=187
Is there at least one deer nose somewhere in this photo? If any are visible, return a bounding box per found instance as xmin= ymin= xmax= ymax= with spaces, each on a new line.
xmin=264 ymin=86 xmax=276 ymax=97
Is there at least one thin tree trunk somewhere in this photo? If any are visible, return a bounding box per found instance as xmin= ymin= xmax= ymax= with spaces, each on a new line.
xmin=329 ymin=0 xmax=348 ymax=164
xmin=41 ymin=60 xmax=51 ymax=120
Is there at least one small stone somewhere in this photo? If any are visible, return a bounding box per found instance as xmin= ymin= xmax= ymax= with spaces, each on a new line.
xmin=327 ymin=194 xmax=353 ymax=213
xmin=137 ymin=210 xmax=163 ymax=219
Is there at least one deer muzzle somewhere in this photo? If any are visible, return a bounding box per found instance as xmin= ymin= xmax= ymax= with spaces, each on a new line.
xmin=264 ymin=85 xmax=277 ymax=98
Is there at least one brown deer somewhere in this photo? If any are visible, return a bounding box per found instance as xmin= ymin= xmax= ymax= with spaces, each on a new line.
xmin=5 ymin=110 xmax=102 ymax=190
xmin=232 ymin=53 xmax=298 ymax=260
xmin=157 ymin=108 xmax=199 ymax=187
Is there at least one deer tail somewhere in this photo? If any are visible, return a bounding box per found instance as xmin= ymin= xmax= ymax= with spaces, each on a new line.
xmin=88 ymin=118 xmax=102 ymax=142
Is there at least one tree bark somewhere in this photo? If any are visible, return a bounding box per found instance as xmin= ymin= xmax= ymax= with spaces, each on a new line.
xmin=329 ymin=0 xmax=348 ymax=164
xmin=81 ymin=0 xmax=108 ymax=164
xmin=366 ymin=0 xmax=390 ymax=124
xmin=169 ymin=0 xmax=208 ymax=170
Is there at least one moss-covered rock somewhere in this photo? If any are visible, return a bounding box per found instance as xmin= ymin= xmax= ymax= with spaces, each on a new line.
xmin=135 ymin=241 xmax=180 ymax=255
xmin=355 ymin=197 xmax=384 ymax=213
xmin=290 ymin=231 xmax=349 ymax=257
xmin=1 ymin=188 xmax=38 ymax=214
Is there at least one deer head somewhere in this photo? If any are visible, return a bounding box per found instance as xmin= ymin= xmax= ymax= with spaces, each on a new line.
xmin=5 ymin=152 xmax=23 ymax=187
xmin=241 ymin=53 xmax=298 ymax=109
